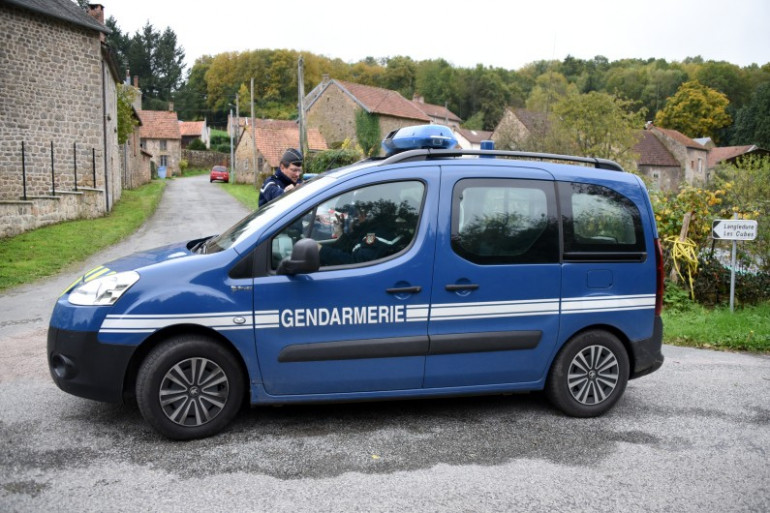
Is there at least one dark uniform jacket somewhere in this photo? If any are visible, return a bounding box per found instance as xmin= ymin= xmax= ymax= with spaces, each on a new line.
xmin=258 ymin=169 xmax=301 ymax=207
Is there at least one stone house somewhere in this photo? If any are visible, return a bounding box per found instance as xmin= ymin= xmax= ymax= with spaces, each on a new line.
xmin=411 ymin=94 xmax=462 ymax=127
xmin=0 ymin=0 xmax=121 ymax=238
xmin=304 ymin=77 xmax=430 ymax=149
xmin=233 ymin=119 xmax=327 ymax=186
xmin=453 ymin=127 xmax=493 ymax=150
xmin=645 ymin=125 xmax=708 ymax=187
xmin=179 ymin=120 xmax=210 ymax=149
xmin=138 ymin=109 xmax=182 ymax=177
xmin=632 ymin=130 xmax=682 ymax=192
xmin=491 ymin=108 xmax=550 ymax=151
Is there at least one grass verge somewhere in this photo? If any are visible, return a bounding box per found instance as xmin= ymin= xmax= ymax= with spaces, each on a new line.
xmin=0 ymin=179 xmax=165 ymax=291
xmin=662 ymin=302 xmax=770 ymax=353
xmin=217 ymin=181 xmax=260 ymax=210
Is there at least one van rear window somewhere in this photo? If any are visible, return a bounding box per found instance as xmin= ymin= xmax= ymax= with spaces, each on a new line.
xmin=560 ymin=182 xmax=645 ymax=261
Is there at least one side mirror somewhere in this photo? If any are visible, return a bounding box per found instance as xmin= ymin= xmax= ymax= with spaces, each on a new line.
xmin=276 ymin=238 xmax=320 ymax=275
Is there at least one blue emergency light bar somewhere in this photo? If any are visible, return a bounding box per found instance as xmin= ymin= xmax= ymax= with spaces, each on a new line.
xmin=381 ymin=125 xmax=458 ymax=156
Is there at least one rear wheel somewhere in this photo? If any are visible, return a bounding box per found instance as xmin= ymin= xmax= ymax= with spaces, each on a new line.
xmin=136 ymin=336 xmax=244 ymax=440
xmin=545 ymin=330 xmax=629 ymax=417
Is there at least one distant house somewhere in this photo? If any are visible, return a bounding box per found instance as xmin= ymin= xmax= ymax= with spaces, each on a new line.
xmin=491 ymin=108 xmax=550 ymax=150
xmin=179 ymin=120 xmax=209 ymax=149
xmin=138 ymin=109 xmax=182 ymax=177
xmin=633 ymin=130 xmax=682 ymax=192
xmin=411 ymin=94 xmax=462 ymax=127
xmin=453 ymin=127 xmax=493 ymax=150
xmin=233 ymin=119 xmax=327 ymax=185
xmin=0 ymin=0 xmax=121 ymax=237
xmin=645 ymin=124 xmax=708 ymax=187
xmin=708 ymin=145 xmax=770 ymax=170
xmin=305 ymin=76 xmax=430 ymax=148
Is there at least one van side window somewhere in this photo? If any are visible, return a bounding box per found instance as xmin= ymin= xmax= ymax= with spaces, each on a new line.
xmin=451 ymin=179 xmax=559 ymax=265
xmin=560 ymin=182 xmax=645 ymax=260
xmin=270 ymin=181 xmax=424 ymax=269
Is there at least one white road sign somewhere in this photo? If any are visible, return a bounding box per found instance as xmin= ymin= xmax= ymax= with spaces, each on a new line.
xmin=711 ymin=219 xmax=758 ymax=240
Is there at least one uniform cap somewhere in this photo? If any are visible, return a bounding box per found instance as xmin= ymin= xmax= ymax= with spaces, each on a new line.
xmin=281 ymin=148 xmax=303 ymax=165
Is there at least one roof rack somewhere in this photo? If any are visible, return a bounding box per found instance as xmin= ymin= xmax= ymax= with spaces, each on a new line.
xmin=379 ymin=148 xmax=625 ymax=172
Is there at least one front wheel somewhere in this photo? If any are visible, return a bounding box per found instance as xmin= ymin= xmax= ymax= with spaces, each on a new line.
xmin=545 ymin=330 xmax=629 ymax=417
xmin=136 ymin=336 xmax=245 ymax=440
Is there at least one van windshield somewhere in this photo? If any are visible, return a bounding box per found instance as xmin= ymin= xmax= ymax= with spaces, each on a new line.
xmin=202 ymin=174 xmax=338 ymax=253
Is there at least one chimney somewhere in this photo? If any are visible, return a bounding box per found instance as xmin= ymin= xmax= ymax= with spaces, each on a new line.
xmin=322 ymin=74 xmax=330 ymax=84
xmin=133 ymin=75 xmax=139 ymax=88
xmin=87 ymin=4 xmax=106 ymax=43
xmin=413 ymin=93 xmax=424 ymax=104
xmin=87 ymin=4 xmax=105 ymax=24
xmin=168 ymin=101 xmax=174 ymax=112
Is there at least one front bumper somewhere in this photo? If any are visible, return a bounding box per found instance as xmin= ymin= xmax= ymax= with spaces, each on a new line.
xmin=47 ymin=327 xmax=135 ymax=403
xmin=629 ymin=315 xmax=664 ymax=379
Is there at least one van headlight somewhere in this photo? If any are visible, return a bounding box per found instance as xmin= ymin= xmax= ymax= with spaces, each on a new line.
xmin=68 ymin=271 xmax=140 ymax=306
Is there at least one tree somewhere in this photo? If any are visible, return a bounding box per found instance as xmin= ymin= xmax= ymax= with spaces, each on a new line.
xmin=383 ymin=56 xmax=416 ymax=99
xmin=554 ymin=91 xmax=644 ymax=169
xmin=654 ymin=80 xmax=732 ymax=140
xmin=732 ymin=82 xmax=770 ymax=147
xmin=526 ymin=71 xmax=576 ymax=114
xmin=124 ymin=22 xmax=185 ymax=110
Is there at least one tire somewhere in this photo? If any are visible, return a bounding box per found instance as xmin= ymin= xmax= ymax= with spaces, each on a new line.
xmin=545 ymin=330 xmax=629 ymax=418
xmin=136 ymin=336 xmax=245 ymax=440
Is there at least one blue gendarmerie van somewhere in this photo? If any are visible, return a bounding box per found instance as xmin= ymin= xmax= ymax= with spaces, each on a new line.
xmin=48 ymin=125 xmax=664 ymax=440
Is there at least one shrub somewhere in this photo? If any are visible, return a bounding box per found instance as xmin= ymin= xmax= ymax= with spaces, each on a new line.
xmin=187 ymin=138 xmax=206 ymax=151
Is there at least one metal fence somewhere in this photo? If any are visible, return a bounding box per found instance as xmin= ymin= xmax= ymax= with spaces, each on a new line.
xmin=17 ymin=141 xmax=100 ymax=200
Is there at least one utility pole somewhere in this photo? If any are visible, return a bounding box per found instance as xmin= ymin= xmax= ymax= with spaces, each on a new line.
xmin=229 ymin=108 xmax=234 ymax=179
xmin=297 ymin=56 xmax=308 ymax=158
xmin=251 ymin=77 xmax=258 ymax=189
xmin=233 ymin=93 xmax=239 ymax=184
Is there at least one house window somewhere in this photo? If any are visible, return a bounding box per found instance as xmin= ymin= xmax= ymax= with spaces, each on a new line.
xmin=160 ymin=155 xmax=168 ymax=167
xmin=160 ymin=140 xmax=167 ymax=151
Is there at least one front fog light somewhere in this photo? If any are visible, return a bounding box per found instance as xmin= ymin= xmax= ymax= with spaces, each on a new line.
xmin=68 ymin=271 xmax=140 ymax=306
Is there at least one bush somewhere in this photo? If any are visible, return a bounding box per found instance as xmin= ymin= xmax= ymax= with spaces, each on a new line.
xmin=187 ymin=138 xmax=206 ymax=151
xmin=306 ymin=147 xmax=363 ymax=174
xmin=693 ymin=257 xmax=770 ymax=306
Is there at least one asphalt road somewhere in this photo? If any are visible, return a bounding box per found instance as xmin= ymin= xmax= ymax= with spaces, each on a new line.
xmin=1 ymin=175 xmax=769 ymax=513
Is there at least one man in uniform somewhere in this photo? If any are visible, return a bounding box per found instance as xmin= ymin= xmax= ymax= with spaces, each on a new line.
xmin=258 ymin=148 xmax=304 ymax=207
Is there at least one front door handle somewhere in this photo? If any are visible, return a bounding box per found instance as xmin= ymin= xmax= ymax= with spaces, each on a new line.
xmin=386 ymin=286 xmax=422 ymax=294
xmin=445 ymin=283 xmax=479 ymax=291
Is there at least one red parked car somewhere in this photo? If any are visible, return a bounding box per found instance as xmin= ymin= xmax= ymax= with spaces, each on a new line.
xmin=210 ymin=165 xmax=229 ymax=183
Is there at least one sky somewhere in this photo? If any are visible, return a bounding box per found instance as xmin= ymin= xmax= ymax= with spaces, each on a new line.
xmin=102 ymin=0 xmax=769 ymax=73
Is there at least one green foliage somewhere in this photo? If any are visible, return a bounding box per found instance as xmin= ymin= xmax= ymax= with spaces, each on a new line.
xmin=710 ymin=156 xmax=770 ymax=271
xmin=116 ymin=83 xmax=138 ymax=144
xmin=106 ymin=18 xmax=185 ymax=109
xmin=355 ymin=110 xmax=381 ymax=157
xmin=732 ymin=82 xmax=770 ymax=147
xmin=305 ymin=147 xmax=363 ymax=174
xmin=179 ymin=159 xmax=188 ymax=172
xmin=553 ymin=91 xmax=645 ymax=169
xmin=187 ymin=138 xmax=206 ymax=151
xmin=663 ymin=280 xmax=695 ymax=312
xmin=654 ymin=80 xmax=732 ymax=140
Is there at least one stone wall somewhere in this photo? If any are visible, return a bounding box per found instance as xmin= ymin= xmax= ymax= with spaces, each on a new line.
xmin=0 ymin=189 xmax=104 ymax=238
xmin=182 ymin=149 xmax=230 ymax=171
xmin=0 ymin=4 xmax=120 ymax=237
